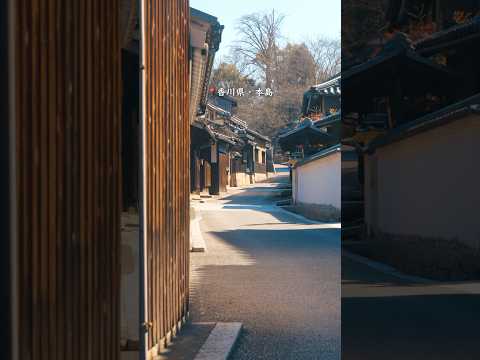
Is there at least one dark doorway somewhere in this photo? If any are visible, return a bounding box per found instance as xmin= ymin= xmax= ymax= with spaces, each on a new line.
xmin=120 ymin=47 xmax=141 ymax=358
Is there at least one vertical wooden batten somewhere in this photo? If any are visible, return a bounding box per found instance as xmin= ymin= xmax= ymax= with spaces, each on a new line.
xmin=8 ymin=0 xmax=191 ymax=358
xmin=3 ymin=1 xmax=16 ymax=359
xmin=11 ymin=1 xmax=122 ymax=359
xmin=141 ymin=0 xmax=191 ymax=356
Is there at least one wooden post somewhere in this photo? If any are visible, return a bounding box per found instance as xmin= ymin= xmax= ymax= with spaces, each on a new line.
xmin=2 ymin=1 xmax=14 ymax=359
xmin=387 ymin=74 xmax=403 ymax=128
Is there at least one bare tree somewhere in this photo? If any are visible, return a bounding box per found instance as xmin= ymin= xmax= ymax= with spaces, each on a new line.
xmin=233 ymin=10 xmax=285 ymax=89
xmin=276 ymin=43 xmax=317 ymax=87
xmin=210 ymin=62 xmax=256 ymax=91
xmin=305 ymin=37 xmax=341 ymax=83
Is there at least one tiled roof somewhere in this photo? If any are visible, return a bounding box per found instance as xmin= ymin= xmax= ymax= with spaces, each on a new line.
xmin=313 ymin=112 xmax=341 ymax=128
xmin=293 ymin=144 xmax=341 ymax=168
xmin=415 ymin=16 xmax=480 ymax=53
xmin=230 ymin=116 xmax=248 ymax=129
xmin=207 ymin=102 xmax=231 ymax=117
xmin=211 ymin=130 xmax=238 ymax=145
xmin=279 ymin=113 xmax=340 ymax=139
xmin=312 ymin=75 xmax=341 ymax=95
xmin=246 ymin=128 xmax=271 ymax=142
xmin=343 ymin=32 xmax=452 ymax=82
xmin=205 ymin=101 xmax=270 ymax=143
xmin=190 ymin=7 xmax=219 ymax=25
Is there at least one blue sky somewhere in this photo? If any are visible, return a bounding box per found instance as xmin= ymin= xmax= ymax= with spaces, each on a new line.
xmin=190 ymin=0 xmax=341 ymax=59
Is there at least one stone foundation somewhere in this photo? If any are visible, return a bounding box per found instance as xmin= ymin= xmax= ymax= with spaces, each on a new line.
xmin=283 ymin=203 xmax=340 ymax=222
xmin=348 ymin=231 xmax=480 ymax=280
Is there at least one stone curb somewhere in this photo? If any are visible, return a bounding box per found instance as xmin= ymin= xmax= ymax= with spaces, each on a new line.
xmin=194 ymin=322 xmax=243 ymax=360
xmin=190 ymin=216 xmax=206 ymax=252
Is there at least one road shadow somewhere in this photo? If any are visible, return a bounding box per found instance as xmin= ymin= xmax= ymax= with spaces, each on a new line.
xmin=207 ymin=228 xmax=340 ymax=254
xmin=216 ymin=188 xmax=335 ymax=226
xmin=157 ymin=322 xmax=215 ymax=360
xmin=342 ymin=293 xmax=480 ymax=360
xmin=190 ymin=227 xmax=341 ymax=360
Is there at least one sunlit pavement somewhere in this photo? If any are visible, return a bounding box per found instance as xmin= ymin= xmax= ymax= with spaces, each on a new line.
xmin=190 ymin=175 xmax=341 ymax=359
xmin=342 ymin=255 xmax=480 ymax=360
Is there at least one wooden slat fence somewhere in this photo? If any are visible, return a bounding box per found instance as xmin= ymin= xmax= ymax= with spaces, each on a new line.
xmin=12 ymin=1 xmax=121 ymax=359
xmin=143 ymin=0 xmax=190 ymax=354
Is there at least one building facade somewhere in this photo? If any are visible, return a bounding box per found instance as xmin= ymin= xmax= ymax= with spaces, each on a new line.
xmin=3 ymin=1 xmax=192 ymax=359
xmin=191 ymin=93 xmax=272 ymax=194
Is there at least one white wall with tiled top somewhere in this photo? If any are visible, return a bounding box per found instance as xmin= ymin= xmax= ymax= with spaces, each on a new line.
xmin=293 ymin=152 xmax=341 ymax=209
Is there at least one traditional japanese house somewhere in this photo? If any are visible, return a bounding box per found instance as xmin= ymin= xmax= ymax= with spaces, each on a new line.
xmin=208 ymin=130 xmax=238 ymax=194
xmin=213 ymin=112 xmax=253 ymax=187
xmin=191 ymin=121 xmax=215 ymax=194
xmin=189 ymin=9 xmax=224 ymax=195
xmin=302 ymin=75 xmax=341 ymax=120
xmin=193 ymin=94 xmax=272 ymax=191
xmin=341 ymin=33 xmax=457 ymax=234
xmin=277 ymin=77 xmax=342 ymax=215
xmin=279 ymin=76 xmax=341 ymax=161
xmin=192 ymin=104 xmax=232 ymax=195
xmin=243 ymin=127 xmax=272 ymax=183
xmin=281 ymin=114 xmax=341 ymax=215
xmin=278 ymin=113 xmax=340 ymax=160
xmin=344 ymin=14 xmax=480 ymax=274
xmin=204 ymin=100 xmax=256 ymax=191
xmin=208 ymin=94 xmax=273 ymax=183
xmin=342 ymin=33 xmax=456 ymax=139
xmin=228 ymin=134 xmax=249 ymax=187
xmin=3 ymin=1 xmax=192 ymax=359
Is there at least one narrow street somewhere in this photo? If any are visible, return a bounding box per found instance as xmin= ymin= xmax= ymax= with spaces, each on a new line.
xmin=190 ymin=175 xmax=340 ymax=359
xmin=342 ymin=255 xmax=480 ymax=360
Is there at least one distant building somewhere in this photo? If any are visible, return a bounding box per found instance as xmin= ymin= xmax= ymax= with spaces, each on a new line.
xmin=209 ymin=93 xmax=238 ymax=114
xmin=277 ymin=77 xmax=341 ymax=217
xmin=191 ymin=91 xmax=272 ymax=194
xmin=302 ymin=75 xmax=341 ymax=120
xmin=278 ymin=113 xmax=340 ymax=160
xmin=205 ymin=97 xmax=272 ymax=188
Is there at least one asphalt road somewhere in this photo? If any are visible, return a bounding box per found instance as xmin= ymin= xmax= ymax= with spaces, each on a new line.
xmin=342 ymin=255 xmax=480 ymax=360
xmin=190 ymin=176 xmax=341 ymax=360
